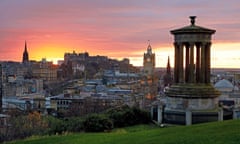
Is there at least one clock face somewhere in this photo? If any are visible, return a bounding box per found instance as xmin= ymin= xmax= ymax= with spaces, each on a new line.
xmin=147 ymin=58 xmax=151 ymax=62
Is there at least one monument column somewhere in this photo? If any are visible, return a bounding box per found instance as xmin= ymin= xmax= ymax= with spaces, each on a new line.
xmin=189 ymin=43 xmax=195 ymax=83
xmin=206 ymin=42 xmax=211 ymax=83
xmin=186 ymin=109 xmax=192 ymax=125
xmin=179 ymin=43 xmax=184 ymax=83
xmin=196 ymin=44 xmax=201 ymax=83
xmin=174 ymin=42 xmax=179 ymax=83
xmin=185 ymin=43 xmax=190 ymax=83
xmin=157 ymin=105 xmax=163 ymax=123
xmin=200 ymin=43 xmax=206 ymax=83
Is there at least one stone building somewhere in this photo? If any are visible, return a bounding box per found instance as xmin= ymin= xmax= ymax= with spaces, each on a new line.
xmin=141 ymin=43 xmax=158 ymax=105
xmin=143 ymin=44 xmax=155 ymax=77
xmin=0 ymin=64 xmax=2 ymax=112
xmin=31 ymin=59 xmax=58 ymax=82
xmin=3 ymin=78 xmax=44 ymax=97
xmin=49 ymin=93 xmax=123 ymax=117
xmin=214 ymin=79 xmax=240 ymax=119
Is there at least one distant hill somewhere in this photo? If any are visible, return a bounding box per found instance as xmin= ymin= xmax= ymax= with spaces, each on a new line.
xmin=8 ymin=120 xmax=240 ymax=144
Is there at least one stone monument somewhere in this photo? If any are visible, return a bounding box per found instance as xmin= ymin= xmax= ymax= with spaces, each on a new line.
xmin=164 ymin=16 xmax=222 ymax=125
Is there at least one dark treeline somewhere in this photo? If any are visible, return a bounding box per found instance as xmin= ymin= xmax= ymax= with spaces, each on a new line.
xmin=0 ymin=105 xmax=151 ymax=143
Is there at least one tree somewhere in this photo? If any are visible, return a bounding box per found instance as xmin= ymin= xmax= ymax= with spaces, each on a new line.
xmin=83 ymin=114 xmax=113 ymax=132
xmin=7 ymin=111 xmax=48 ymax=140
xmin=106 ymin=105 xmax=151 ymax=127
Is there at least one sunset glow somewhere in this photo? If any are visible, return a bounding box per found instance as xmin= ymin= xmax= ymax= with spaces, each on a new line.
xmin=1 ymin=0 xmax=240 ymax=68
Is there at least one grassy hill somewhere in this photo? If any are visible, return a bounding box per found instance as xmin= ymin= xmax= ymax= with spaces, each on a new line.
xmin=8 ymin=120 xmax=240 ymax=144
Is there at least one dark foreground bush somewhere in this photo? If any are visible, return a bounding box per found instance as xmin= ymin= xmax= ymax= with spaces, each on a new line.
xmin=1 ymin=112 xmax=49 ymax=142
xmin=46 ymin=116 xmax=66 ymax=135
xmin=46 ymin=116 xmax=84 ymax=134
xmin=106 ymin=105 xmax=151 ymax=127
xmin=83 ymin=114 xmax=113 ymax=132
xmin=1 ymin=106 xmax=151 ymax=142
xmin=64 ymin=117 xmax=84 ymax=132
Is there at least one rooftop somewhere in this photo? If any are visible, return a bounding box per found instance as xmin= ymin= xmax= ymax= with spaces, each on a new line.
xmin=170 ymin=16 xmax=216 ymax=34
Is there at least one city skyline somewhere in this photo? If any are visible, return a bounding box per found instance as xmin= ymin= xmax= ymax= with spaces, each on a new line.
xmin=1 ymin=0 xmax=240 ymax=68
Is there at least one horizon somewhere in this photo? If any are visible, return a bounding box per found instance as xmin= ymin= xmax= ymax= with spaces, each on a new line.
xmin=1 ymin=0 xmax=240 ymax=68
xmin=1 ymin=41 xmax=240 ymax=69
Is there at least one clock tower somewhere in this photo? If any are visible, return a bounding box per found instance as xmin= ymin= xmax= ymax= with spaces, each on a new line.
xmin=143 ymin=44 xmax=155 ymax=76
xmin=141 ymin=43 xmax=157 ymax=103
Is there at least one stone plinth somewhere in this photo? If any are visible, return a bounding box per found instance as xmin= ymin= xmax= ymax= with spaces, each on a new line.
xmin=164 ymin=84 xmax=221 ymax=125
xmin=165 ymin=84 xmax=220 ymax=97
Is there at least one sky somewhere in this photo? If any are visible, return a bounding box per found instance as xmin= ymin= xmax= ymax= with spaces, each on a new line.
xmin=0 ymin=0 xmax=240 ymax=68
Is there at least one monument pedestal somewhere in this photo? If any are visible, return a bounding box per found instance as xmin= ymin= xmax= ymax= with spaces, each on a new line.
xmin=164 ymin=84 xmax=221 ymax=125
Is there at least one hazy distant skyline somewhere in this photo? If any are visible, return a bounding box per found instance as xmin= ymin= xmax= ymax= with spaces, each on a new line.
xmin=1 ymin=0 xmax=240 ymax=68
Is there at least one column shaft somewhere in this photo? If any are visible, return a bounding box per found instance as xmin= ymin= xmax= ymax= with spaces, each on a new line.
xmin=189 ymin=43 xmax=194 ymax=83
xmin=206 ymin=43 xmax=211 ymax=83
xmin=185 ymin=44 xmax=190 ymax=83
xmin=186 ymin=110 xmax=192 ymax=125
xmin=196 ymin=44 xmax=201 ymax=83
xmin=179 ymin=43 xmax=184 ymax=83
xmin=200 ymin=43 xmax=206 ymax=83
xmin=157 ymin=106 xmax=163 ymax=123
xmin=174 ymin=43 xmax=179 ymax=83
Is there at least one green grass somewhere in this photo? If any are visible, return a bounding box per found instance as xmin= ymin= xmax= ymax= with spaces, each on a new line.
xmin=8 ymin=120 xmax=240 ymax=144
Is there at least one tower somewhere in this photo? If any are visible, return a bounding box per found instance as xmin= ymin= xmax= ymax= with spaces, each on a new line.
xmin=22 ymin=41 xmax=29 ymax=63
xmin=164 ymin=16 xmax=221 ymax=125
xmin=142 ymin=43 xmax=157 ymax=102
xmin=143 ymin=43 xmax=155 ymax=76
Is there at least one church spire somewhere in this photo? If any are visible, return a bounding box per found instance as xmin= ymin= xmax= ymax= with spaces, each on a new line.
xmin=167 ymin=56 xmax=171 ymax=74
xmin=24 ymin=40 xmax=27 ymax=51
xmin=163 ymin=56 xmax=173 ymax=86
xmin=22 ymin=41 xmax=29 ymax=63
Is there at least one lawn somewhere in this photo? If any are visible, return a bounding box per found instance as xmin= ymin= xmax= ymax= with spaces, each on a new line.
xmin=8 ymin=120 xmax=240 ymax=144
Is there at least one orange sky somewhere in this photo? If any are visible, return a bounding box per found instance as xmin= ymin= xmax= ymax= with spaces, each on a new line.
xmin=0 ymin=0 xmax=240 ymax=68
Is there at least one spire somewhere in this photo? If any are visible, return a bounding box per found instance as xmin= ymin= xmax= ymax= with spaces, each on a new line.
xmin=167 ymin=56 xmax=171 ymax=74
xmin=22 ymin=41 xmax=29 ymax=63
xmin=25 ymin=40 xmax=27 ymax=51
xmin=147 ymin=40 xmax=152 ymax=54
xmin=163 ymin=56 xmax=173 ymax=86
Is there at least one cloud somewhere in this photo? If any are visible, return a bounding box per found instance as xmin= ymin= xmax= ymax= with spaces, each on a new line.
xmin=0 ymin=0 xmax=240 ymax=67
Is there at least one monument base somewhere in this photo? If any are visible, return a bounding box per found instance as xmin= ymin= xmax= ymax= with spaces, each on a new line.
xmin=163 ymin=84 xmax=221 ymax=125
xmin=164 ymin=109 xmax=221 ymax=125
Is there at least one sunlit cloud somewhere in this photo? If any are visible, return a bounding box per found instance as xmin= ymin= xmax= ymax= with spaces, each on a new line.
xmin=0 ymin=0 xmax=240 ymax=68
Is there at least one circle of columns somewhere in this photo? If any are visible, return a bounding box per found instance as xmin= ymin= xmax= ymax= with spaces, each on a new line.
xmin=174 ymin=41 xmax=211 ymax=84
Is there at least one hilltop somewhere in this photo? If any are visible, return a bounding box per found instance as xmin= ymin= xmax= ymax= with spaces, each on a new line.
xmin=8 ymin=120 xmax=240 ymax=144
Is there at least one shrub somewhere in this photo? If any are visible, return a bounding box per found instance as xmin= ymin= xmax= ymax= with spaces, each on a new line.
xmin=46 ymin=116 xmax=66 ymax=135
xmin=106 ymin=105 xmax=151 ymax=127
xmin=132 ymin=107 xmax=151 ymax=124
xmin=6 ymin=111 xmax=49 ymax=141
xmin=83 ymin=114 xmax=113 ymax=132
xmin=64 ymin=117 xmax=84 ymax=132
